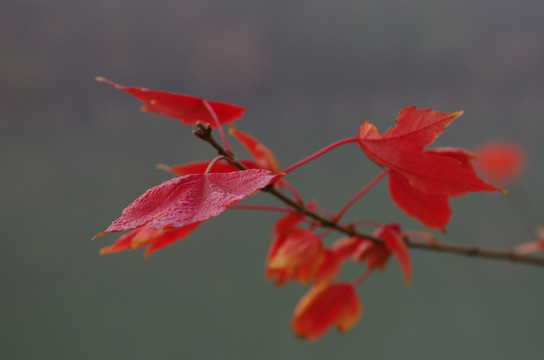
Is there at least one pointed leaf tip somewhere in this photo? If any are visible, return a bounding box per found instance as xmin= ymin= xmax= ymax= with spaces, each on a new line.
xmin=91 ymin=232 xmax=106 ymax=241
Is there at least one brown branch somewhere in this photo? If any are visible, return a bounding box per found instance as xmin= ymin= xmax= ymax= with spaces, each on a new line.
xmin=193 ymin=122 xmax=544 ymax=267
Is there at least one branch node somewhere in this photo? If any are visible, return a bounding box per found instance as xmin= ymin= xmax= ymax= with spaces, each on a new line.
xmin=193 ymin=122 xmax=212 ymax=140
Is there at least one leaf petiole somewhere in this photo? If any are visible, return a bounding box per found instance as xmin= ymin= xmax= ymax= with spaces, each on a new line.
xmin=202 ymin=99 xmax=231 ymax=152
xmin=281 ymin=137 xmax=358 ymax=174
xmin=204 ymin=156 xmax=232 ymax=174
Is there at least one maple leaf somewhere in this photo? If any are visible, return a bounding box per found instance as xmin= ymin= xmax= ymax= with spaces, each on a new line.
xmin=96 ymin=77 xmax=245 ymax=127
xmin=357 ymin=106 xmax=501 ymax=229
xmin=94 ymin=169 xmax=278 ymax=240
xmin=475 ymin=140 xmax=526 ymax=186
xmin=291 ymin=283 xmax=362 ymax=341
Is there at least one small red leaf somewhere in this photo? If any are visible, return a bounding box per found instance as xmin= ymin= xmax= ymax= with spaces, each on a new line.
xmin=97 ymin=77 xmax=245 ymax=127
xmin=353 ymin=241 xmax=391 ymax=272
xmin=229 ymin=128 xmax=280 ymax=173
xmin=313 ymin=250 xmax=343 ymax=285
xmin=99 ymin=169 xmax=277 ymax=235
xmin=266 ymin=229 xmax=324 ymax=286
xmin=375 ymin=224 xmax=411 ymax=286
xmin=268 ymin=229 xmax=323 ymax=269
xmin=100 ymin=223 xmax=200 ymax=257
xmin=144 ymin=223 xmax=200 ymax=257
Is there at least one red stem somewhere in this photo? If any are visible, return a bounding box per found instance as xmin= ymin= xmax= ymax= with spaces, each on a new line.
xmin=281 ymin=137 xmax=358 ymax=174
xmin=202 ymin=99 xmax=231 ymax=152
xmin=334 ymin=169 xmax=389 ymax=222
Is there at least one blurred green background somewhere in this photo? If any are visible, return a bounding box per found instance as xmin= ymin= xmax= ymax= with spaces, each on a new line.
xmin=2 ymin=0 xmax=544 ymax=358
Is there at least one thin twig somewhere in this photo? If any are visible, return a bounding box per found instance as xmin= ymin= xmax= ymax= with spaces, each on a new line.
xmin=193 ymin=123 xmax=544 ymax=267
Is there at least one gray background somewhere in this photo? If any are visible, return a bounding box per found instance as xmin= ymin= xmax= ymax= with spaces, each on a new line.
xmin=2 ymin=0 xmax=544 ymax=358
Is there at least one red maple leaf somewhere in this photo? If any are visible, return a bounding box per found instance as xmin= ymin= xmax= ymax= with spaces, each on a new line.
xmin=94 ymin=169 xmax=278 ymax=240
xmin=357 ymin=106 xmax=501 ymax=229
xmin=96 ymin=77 xmax=245 ymax=127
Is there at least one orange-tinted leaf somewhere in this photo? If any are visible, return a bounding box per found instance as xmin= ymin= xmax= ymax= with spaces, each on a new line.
xmin=268 ymin=229 xmax=323 ymax=269
xmin=96 ymin=169 xmax=277 ymax=236
xmin=313 ymin=249 xmax=343 ymax=285
xmin=99 ymin=226 xmax=150 ymax=254
xmin=229 ymin=128 xmax=280 ymax=173
xmin=97 ymin=77 xmax=245 ymax=127
xmin=266 ymin=225 xmax=325 ymax=286
xmin=475 ymin=140 xmax=526 ymax=186
xmin=291 ymin=283 xmax=362 ymax=341
xmin=100 ymin=223 xmax=200 ymax=257
xmin=143 ymin=223 xmax=200 ymax=257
